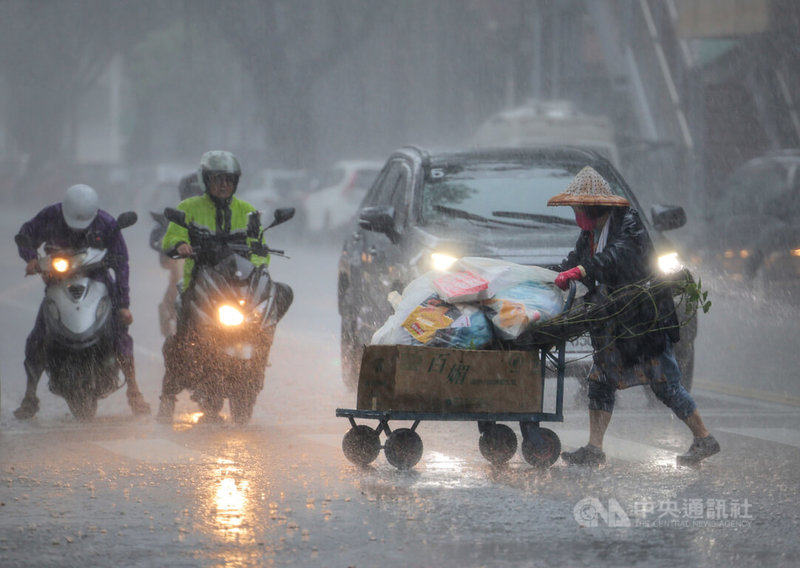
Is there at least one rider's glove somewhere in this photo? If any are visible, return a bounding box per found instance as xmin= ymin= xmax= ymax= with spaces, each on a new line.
xmin=555 ymin=266 xmax=585 ymax=290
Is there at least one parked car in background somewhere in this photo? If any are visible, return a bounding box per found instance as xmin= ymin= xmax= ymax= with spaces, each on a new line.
xmin=302 ymin=160 xmax=382 ymax=237
xmin=337 ymin=146 xmax=698 ymax=392
xmin=694 ymin=149 xmax=800 ymax=297
xmin=238 ymin=168 xmax=309 ymax=214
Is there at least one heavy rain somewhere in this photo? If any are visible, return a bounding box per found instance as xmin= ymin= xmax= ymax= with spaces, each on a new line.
xmin=0 ymin=1 xmax=799 ymax=567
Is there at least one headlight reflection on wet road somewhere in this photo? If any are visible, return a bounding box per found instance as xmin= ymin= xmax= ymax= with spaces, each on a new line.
xmin=213 ymin=463 xmax=250 ymax=538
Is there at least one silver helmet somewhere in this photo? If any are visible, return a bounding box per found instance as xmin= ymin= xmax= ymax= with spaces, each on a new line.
xmin=198 ymin=150 xmax=241 ymax=194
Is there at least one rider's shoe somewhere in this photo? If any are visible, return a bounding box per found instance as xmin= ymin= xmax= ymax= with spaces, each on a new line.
xmin=13 ymin=396 xmax=40 ymax=420
xmin=676 ymin=435 xmax=720 ymax=466
xmin=156 ymin=395 xmax=175 ymax=424
xmin=127 ymin=391 xmax=151 ymax=416
xmin=561 ymin=444 xmax=606 ymax=467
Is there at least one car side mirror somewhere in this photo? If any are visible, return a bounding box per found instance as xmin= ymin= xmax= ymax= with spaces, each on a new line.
xmin=651 ymin=204 xmax=686 ymax=231
xmin=359 ymin=206 xmax=399 ymax=243
xmin=116 ymin=211 xmax=138 ymax=229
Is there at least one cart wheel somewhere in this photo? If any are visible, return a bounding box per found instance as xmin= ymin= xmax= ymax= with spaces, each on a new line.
xmin=478 ymin=424 xmax=518 ymax=465
xmin=342 ymin=425 xmax=381 ymax=466
xmin=521 ymin=428 xmax=561 ymax=468
xmin=384 ymin=428 xmax=423 ymax=470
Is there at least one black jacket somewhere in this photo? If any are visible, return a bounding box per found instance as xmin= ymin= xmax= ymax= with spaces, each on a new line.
xmin=556 ymin=207 xmax=680 ymax=365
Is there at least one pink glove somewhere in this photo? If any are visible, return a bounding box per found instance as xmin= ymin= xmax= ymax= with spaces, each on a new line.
xmin=555 ymin=266 xmax=583 ymax=290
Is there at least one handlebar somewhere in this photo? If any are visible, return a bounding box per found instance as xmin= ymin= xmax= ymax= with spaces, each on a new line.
xmin=564 ymin=280 xmax=577 ymax=311
xmin=163 ymin=206 xmax=293 ymax=261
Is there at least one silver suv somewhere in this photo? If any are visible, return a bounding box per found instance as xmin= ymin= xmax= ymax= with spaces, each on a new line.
xmin=337 ymin=146 xmax=698 ymax=391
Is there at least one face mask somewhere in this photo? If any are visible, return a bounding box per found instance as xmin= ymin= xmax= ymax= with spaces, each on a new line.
xmin=574 ymin=210 xmax=595 ymax=231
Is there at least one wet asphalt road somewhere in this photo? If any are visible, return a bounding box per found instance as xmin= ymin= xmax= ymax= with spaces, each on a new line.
xmin=0 ymin=213 xmax=798 ymax=567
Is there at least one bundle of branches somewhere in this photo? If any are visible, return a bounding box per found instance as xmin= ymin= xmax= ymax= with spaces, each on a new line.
xmin=502 ymin=274 xmax=705 ymax=351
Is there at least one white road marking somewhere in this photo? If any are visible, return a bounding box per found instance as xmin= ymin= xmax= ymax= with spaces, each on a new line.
xmin=93 ymin=438 xmax=211 ymax=464
xmin=717 ymin=427 xmax=800 ymax=449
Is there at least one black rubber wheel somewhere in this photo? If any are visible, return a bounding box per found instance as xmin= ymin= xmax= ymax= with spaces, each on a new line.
xmin=229 ymin=390 xmax=258 ymax=426
xmin=65 ymin=394 xmax=98 ymax=422
xmin=384 ymin=428 xmax=423 ymax=470
xmin=197 ymin=392 xmax=225 ymax=422
xmin=342 ymin=425 xmax=381 ymax=466
xmin=521 ymin=428 xmax=561 ymax=468
xmin=478 ymin=424 xmax=518 ymax=465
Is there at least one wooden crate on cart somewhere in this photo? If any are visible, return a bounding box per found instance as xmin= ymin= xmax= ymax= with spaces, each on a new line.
xmin=356 ymin=344 xmax=542 ymax=414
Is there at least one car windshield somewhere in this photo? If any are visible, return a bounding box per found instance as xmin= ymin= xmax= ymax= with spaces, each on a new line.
xmin=420 ymin=160 xmax=627 ymax=230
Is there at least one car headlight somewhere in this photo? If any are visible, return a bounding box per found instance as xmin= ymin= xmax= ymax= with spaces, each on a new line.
xmin=431 ymin=252 xmax=458 ymax=271
xmin=218 ymin=304 xmax=244 ymax=326
xmin=657 ymin=252 xmax=683 ymax=275
xmin=792 ymin=248 xmax=800 ymax=257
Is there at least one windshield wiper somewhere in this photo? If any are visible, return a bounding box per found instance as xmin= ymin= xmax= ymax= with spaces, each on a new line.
xmin=432 ymin=205 xmax=540 ymax=229
xmin=492 ymin=210 xmax=576 ymax=226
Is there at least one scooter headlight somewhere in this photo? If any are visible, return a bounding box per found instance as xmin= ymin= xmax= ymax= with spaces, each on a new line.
xmin=218 ymin=304 xmax=244 ymax=327
xmin=52 ymin=257 xmax=70 ymax=273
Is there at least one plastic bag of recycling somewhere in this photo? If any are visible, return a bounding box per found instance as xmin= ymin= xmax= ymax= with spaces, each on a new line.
xmin=482 ymin=280 xmax=567 ymax=340
xmin=371 ymin=272 xmax=493 ymax=349
xmin=456 ymin=257 xmax=565 ymax=294
xmin=432 ymin=269 xmax=490 ymax=303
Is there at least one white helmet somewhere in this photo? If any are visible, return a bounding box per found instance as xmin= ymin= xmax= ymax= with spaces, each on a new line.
xmin=62 ymin=184 xmax=99 ymax=230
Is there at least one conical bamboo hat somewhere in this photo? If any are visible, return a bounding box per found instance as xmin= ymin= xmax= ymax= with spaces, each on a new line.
xmin=547 ymin=166 xmax=630 ymax=207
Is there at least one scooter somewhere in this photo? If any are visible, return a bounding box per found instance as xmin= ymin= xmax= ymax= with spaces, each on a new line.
xmin=163 ymin=206 xmax=294 ymax=425
xmin=14 ymin=211 xmax=138 ymax=421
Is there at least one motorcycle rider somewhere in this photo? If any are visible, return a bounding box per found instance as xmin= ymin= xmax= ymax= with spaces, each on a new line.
xmin=156 ymin=150 xmax=292 ymax=423
xmin=152 ymin=172 xmax=204 ymax=337
xmin=13 ymin=184 xmax=151 ymax=419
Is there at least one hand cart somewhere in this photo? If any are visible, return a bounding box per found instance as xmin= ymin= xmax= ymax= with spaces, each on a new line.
xmin=336 ymin=283 xmax=587 ymax=470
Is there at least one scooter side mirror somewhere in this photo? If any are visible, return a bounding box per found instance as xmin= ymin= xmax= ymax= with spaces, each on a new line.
xmin=164 ymin=207 xmax=188 ymax=227
xmin=117 ymin=211 xmax=138 ymax=229
xmin=266 ymin=207 xmax=295 ymax=229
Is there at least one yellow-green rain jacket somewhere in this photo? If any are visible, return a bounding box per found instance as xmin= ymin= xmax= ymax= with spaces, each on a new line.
xmin=162 ymin=193 xmax=269 ymax=291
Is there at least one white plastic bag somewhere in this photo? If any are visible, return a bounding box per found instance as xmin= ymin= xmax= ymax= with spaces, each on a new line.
xmin=371 ymin=271 xmax=493 ymax=349
xmin=482 ymin=280 xmax=566 ymax=340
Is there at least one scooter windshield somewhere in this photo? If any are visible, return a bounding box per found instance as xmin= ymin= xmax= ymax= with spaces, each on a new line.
xmin=213 ymin=252 xmax=256 ymax=282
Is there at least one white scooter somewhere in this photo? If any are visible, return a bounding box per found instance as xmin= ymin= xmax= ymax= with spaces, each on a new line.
xmin=15 ymin=211 xmax=137 ymax=420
